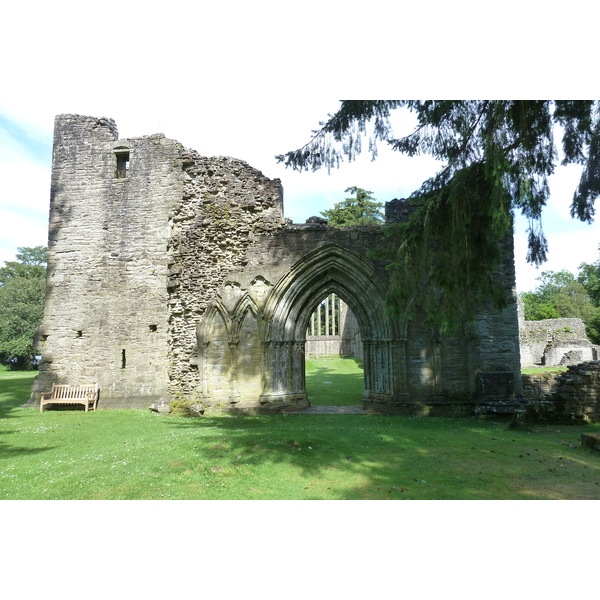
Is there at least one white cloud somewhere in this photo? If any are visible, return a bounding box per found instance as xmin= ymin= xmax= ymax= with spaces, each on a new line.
xmin=0 ymin=7 xmax=597 ymax=285
xmin=0 ymin=211 xmax=48 ymax=265
xmin=514 ymin=227 xmax=599 ymax=293
xmin=0 ymin=126 xmax=51 ymax=264
xmin=0 ymin=160 xmax=50 ymax=212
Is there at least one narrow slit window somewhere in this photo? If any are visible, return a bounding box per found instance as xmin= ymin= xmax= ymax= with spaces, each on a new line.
xmin=115 ymin=151 xmax=130 ymax=178
xmin=121 ymin=349 xmax=127 ymax=369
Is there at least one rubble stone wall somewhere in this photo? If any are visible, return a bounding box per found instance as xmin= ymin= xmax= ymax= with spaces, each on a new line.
xmin=521 ymin=362 xmax=600 ymax=423
xmin=167 ymin=148 xmax=286 ymax=399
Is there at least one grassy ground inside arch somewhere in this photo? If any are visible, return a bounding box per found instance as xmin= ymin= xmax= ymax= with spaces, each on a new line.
xmin=305 ymin=356 xmax=364 ymax=406
xmin=3 ymin=370 xmax=600 ymax=500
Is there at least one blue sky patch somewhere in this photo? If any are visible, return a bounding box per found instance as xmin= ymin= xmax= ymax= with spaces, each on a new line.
xmin=0 ymin=113 xmax=52 ymax=164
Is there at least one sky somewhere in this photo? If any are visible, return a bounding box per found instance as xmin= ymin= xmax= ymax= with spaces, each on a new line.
xmin=2 ymin=98 xmax=598 ymax=294
xmin=2 ymin=1 xmax=599 ymax=587
xmin=1 ymin=3 xmax=599 ymax=294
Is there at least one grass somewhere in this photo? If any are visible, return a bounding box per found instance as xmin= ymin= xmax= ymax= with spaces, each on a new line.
xmin=2 ymin=367 xmax=600 ymax=500
xmin=521 ymin=366 xmax=568 ymax=375
xmin=305 ymin=356 xmax=363 ymax=406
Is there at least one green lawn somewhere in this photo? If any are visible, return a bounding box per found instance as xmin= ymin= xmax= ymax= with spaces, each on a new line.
xmin=2 ymin=368 xmax=600 ymax=500
xmin=521 ymin=366 xmax=568 ymax=375
xmin=305 ymin=356 xmax=363 ymax=406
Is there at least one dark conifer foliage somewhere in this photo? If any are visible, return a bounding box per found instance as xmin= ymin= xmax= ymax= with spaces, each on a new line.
xmin=277 ymin=101 xmax=600 ymax=329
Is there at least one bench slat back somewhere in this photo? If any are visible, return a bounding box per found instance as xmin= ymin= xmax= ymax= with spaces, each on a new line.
xmin=51 ymin=384 xmax=98 ymax=399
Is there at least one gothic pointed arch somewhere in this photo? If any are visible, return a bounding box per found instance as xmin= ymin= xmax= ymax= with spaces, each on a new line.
xmin=229 ymin=292 xmax=262 ymax=341
xmin=198 ymin=290 xmax=266 ymax=406
xmin=198 ymin=300 xmax=232 ymax=401
xmin=231 ymin=293 xmax=264 ymax=402
xmin=263 ymin=244 xmax=396 ymax=342
xmin=201 ymin=298 xmax=233 ymax=340
xmin=259 ymin=244 xmax=409 ymax=409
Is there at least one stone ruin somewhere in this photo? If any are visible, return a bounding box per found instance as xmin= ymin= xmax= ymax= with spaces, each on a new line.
xmin=29 ymin=114 xmax=524 ymax=417
xmin=517 ymin=291 xmax=600 ymax=425
xmin=517 ymin=297 xmax=599 ymax=368
xmin=521 ymin=361 xmax=600 ymax=424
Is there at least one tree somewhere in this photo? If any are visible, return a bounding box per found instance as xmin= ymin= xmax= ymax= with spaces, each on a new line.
xmin=0 ymin=246 xmax=47 ymax=369
xmin=321 ymin=186 xmax=384 ymax=226
xmin=521 ymin=293 xmax=560 ymax=321
xmin=537 ymin=271 xmax=596 ymax=320
xmin=277 ymin=101 xmax=600 ymax=329
xmin=577 ymin=250 xmax=600 ymax=343
xmin=578 ymin=251 xmax=600 ymax=306
xmin=0 ymin=246 xmax=47 ymax=281
xmin=520 ymin=268 xmax=600 ymax=344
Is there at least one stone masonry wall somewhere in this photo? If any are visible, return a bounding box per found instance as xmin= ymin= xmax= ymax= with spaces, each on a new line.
xmin=198 ymin=218 xmax=522 ymax=416
xmin=472 ymin=234 xmax=524 ymax=412
xmin=521 ymin=362 xmax=600 ymax=423
xmin=166 ymin=149 xmax=286 ymax=398
xmin=31 ymin=115 xmax=184 ymax=407
xmin=31 ymin=115 xmax=287 ymax=409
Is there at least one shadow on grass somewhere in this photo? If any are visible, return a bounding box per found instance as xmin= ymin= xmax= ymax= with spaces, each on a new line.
xmin=0 ymin=372 xmax=57 ymax=460
xmin=0 ymin=439 xmax=56 ymax=459
xmin=164 ymin=414 xmax=600 ymax=499
xmin=0 ymin=372 xmax=37 ymax=418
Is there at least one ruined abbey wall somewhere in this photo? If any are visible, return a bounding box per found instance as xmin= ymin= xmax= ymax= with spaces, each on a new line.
xmin=31 ymin=114 xmax=524 ymax=416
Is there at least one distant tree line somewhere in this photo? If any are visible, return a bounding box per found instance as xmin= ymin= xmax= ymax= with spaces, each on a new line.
xmin=520 ymin=250 xmax=600 ymax=344
xmin=0 ymin=246 xmax=47 ymax=370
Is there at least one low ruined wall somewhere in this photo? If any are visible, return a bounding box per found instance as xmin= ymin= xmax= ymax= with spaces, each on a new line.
xmin=522 ymin=371 xmax=559 ymax=402
xmin=551 ymin=361 xmax=600 ymax=423
xmin=306 ymin=337 xmax=349 ymax=356
xmin=521 ymin=362 xmax=600 ymax=423
xmin=519 ymin=313 xmax=593 ymax=368
xmin=305 ymin=333 xmax=362 ymax=358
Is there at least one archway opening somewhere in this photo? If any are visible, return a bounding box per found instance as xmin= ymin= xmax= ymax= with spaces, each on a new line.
xmin=304 ymin=293 xmax=364 ymax=407
xmin=260 ymin=244 xmax=400 ymax=412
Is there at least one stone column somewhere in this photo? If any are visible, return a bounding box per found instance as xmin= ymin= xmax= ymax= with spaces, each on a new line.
xmin=362 ymin=339 xmax=374 ymax=399
xmin=390 ymin=337 xmax=410 ymax=403
xmin=291 ymin=340 xmax=305 ymax=393
xmin=432 ymin=329 xmax=443 ymax=398
xmin=228 ymin=339 xmax=240 ymax=404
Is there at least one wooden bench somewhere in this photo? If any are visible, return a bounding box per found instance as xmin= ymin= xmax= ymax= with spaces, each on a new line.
xmin=40 ymin=384 xmax=99 ymax=412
